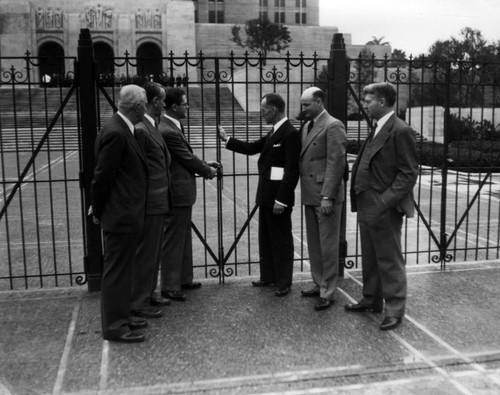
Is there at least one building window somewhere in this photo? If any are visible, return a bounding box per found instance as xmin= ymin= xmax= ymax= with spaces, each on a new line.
xmin=260 ymin=0 xmax=268 ymax=6
xmin=295 ymin=12 xmax=300 ymax=24
xmin=274 ymin=11 xmax=284 ymax=24
xmin=302 ymin=13 xmax=306 ymax=24
xmin=275 ymin=0 xmax=284 ymax=7
xmin=259 ymin=12 xmax=268 ymax=21
xmin=217 ymin=10 xmax=224 ymax=23
xmin=209 ymin=9 xmax=224 ymax=23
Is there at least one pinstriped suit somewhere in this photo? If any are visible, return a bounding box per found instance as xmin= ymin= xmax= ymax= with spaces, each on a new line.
xmin=130 ymin=116 xmax=172 ymax=311
xmin=299 ymin=111 xmax=347 ymax=301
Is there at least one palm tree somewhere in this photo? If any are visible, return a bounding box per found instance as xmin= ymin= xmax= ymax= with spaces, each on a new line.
xmin=366 ymin=36 xmax=390 ymax=46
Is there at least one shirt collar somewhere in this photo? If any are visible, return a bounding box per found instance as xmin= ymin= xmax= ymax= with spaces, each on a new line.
xmin=144 ymin=113 xmax=156 ymax=127
xmin=163 ymin=113 xmax=182 ymax=130
xmin=374 ymin=110 xmax=394 ymax=136
xmin=117 ymin=111 xmax=135 ymax=135
xmin=272 ymin=117 xmax=288 ymax=132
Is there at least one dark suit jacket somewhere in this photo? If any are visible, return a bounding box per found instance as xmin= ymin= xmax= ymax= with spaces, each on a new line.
xmin=91 ymin=113 xmax=148 ymax=233
xmin=350 ymin=114 xmax=418 ymax=217
xmin=300 ymin=111 xmax=347 ymax=206
xmin=158 ymin=116 xmax=214 ymax=207
xmin=135 ymin=117 xmax=173 ymax=214
xmin=226 ymin=120 xmax=301 ymax=208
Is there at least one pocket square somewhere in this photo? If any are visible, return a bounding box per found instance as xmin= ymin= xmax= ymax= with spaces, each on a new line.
xmin=273 ymin=143 xmax=281 ymax=147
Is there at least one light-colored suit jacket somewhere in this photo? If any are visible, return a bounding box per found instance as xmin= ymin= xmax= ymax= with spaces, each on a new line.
xmin=299 ymin=111 xmax=347 ymax=206
xmin=350 ymin=114 xmax=418 ymax=217
xmin=158 ymin=115 xmax=214 ymax=207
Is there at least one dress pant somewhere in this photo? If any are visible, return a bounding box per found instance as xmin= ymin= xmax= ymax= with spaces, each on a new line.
xmin=356 ymin=189 xmax=406 ymax=317
xmin=101 ymin=231 xmax=140 ymax=339
xmin=130 ymin=214 xmax=166 ymax=310
xmin=258 ymin=206 xmax=294 ymax=289
xmin=304 ymin=202 xmax=342 ymax=301
xmin=162 ymin=206 xmax=194 ymax=292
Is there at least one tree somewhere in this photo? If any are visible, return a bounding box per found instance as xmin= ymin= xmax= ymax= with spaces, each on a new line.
xmin=231 ymin=16 xmax=292 ymax=64
xmin=416 ymin=27 xmax=500 ymax=107
xmin=365 ymin=36 xmax=390 ymax=46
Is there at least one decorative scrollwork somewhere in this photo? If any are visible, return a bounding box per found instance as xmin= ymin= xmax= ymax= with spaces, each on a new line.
xmin=202 ymin=69 xmax=231 ymax=84
xmin=75 ymin=274 xmax=87 ymax=286
xmin=209 ymin=267 xmax=218 ymax=277
xmin=261 ymin=66 xmax=287 ymax=84
xmin=344 ymin=259 xmax=356 ymax=269
xmin=224 ymin=267 xmax=234 ymax=277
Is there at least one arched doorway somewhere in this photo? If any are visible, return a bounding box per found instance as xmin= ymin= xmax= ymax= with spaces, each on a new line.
xmin=38 ymin=42 xmax=65 ymax=85
xmin=93 ymin=42 xmax=115 ymax=85
xmin=136 ymin=42 xmax=162 ymax=81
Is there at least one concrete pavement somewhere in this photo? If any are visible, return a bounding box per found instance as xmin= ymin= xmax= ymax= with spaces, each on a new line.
xmin=1 ymin=260 xmax=500 ymax=395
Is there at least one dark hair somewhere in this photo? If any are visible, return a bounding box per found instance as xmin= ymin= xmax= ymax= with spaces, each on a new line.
xmin=262 ymin=93 xmax=285 ymax=113
xmin=142 ymin=82 xmax=164 ymax=103
xmin=363 ymin=82 xmax=396 ymax=107
xmin=164 ymin=87 xmax=186 ymax=109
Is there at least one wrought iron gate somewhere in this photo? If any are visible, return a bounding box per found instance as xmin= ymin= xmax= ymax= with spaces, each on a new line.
xmin=1 ymin=30 xmax=499 ymax=291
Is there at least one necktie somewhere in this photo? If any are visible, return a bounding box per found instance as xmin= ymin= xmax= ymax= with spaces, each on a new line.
xmin=307 ymin=120 xmax=314 ymax=134
xmin=368 ymin=121 xmax=377 ymax=141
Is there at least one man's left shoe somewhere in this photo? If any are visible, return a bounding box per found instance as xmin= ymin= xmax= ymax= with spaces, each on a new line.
xmin=131 ymin=308 xmax=164 ymax=319
xmin=150 ymin=294 xmax=171 ymax=306
xmin=182 ymin=282 xmax=202 ymax=290
xmin=380 ymin=316 xmax=402 ymax=331
xmin=314 ymin=298 xmax=332 ymax=311
xmin=301 ymin=288 xmax=320 ymax=297
xmin=275 ymin=287 xmax=291 ymax=297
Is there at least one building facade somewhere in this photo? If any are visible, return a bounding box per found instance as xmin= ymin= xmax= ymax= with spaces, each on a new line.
xmin=0 ymin=0 xmax=389 ymax=83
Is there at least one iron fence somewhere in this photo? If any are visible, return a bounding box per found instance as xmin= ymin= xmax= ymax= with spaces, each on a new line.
xmin=0 ymin=31 xmax=499 ymax=290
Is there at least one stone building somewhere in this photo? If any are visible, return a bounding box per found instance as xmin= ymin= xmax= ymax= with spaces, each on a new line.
xmin=0 ymin=0 xmax=390 ymax=83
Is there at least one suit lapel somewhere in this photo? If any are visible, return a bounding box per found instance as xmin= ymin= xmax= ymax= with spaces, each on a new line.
xmin=369 ymin=115 xmax=395 ymax=161
xmin=261 ymin=122 xmax=287 ymax=157
xmin=300 ymin=113 xmax=327 ymax=156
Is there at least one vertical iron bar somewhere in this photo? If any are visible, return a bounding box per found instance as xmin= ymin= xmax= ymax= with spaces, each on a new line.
xmin=77 ymin=28 xmax=102 ymax=292
xmin=440 ymin=61 xmax=451 ymax=269
xmin=214 ymin=58 xmax=224 ymax=284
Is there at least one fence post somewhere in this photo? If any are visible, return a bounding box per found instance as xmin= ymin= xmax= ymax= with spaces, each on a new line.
xmin=77 ymin=28 xmax=102 ymax=292
xmin=328 ymin=33 xmax=348 ymax=276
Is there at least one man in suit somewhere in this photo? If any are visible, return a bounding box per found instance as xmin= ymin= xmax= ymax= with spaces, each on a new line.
xmin=159 ymin=87 xmax=219 ymax=302
xmin=299 ymin=87 xmax=347 ymax=311
xmin=346 ymin=82 xmax=418 ymax=331
xmin=91 ymin=85 xmax=148 ymax=343
xmin=218 ymin=93 xmax=301 ymax=296
xmin=130 ymin=82 xmax=172 ymax=319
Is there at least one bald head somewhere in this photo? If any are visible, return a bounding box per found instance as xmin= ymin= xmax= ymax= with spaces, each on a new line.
xmin=118 ymin=84 xmax=147 ymax=124
xmin=300 ymin=86 xmax=325 ymax=120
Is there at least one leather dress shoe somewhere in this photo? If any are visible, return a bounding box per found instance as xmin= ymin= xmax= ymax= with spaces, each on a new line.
xmin=301 ymin=288 xmax=320 ymax=297
xmin=131 ymin=308 xmax=164 ymax=319
xmin=182 ymin=282 xmax=202 ymax=290
xmin=107 ymin=330 xmax=145 ymax=343
xmin=129 ymin=318 xmax=148 ymax=330
xmin=251 ymin=280 xmax=276 ymax=287
xmin=275 ymin=287 xmax=291 ymax=297
xmin=380 ymin=316 xmax=402 ymax=331
xmin=344 ymin=302 xmax=383 ymax=313
xmin=315 ymin=298 xmax=333 ymax=311
xmin=150 ymin=293 xmax=171 ymax=306
xmin=162 ymin=291 xmax=187 ymax=302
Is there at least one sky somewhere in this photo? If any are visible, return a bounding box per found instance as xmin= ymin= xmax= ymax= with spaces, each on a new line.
xmin=318 ymin=0 xmax=499 ymax=56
